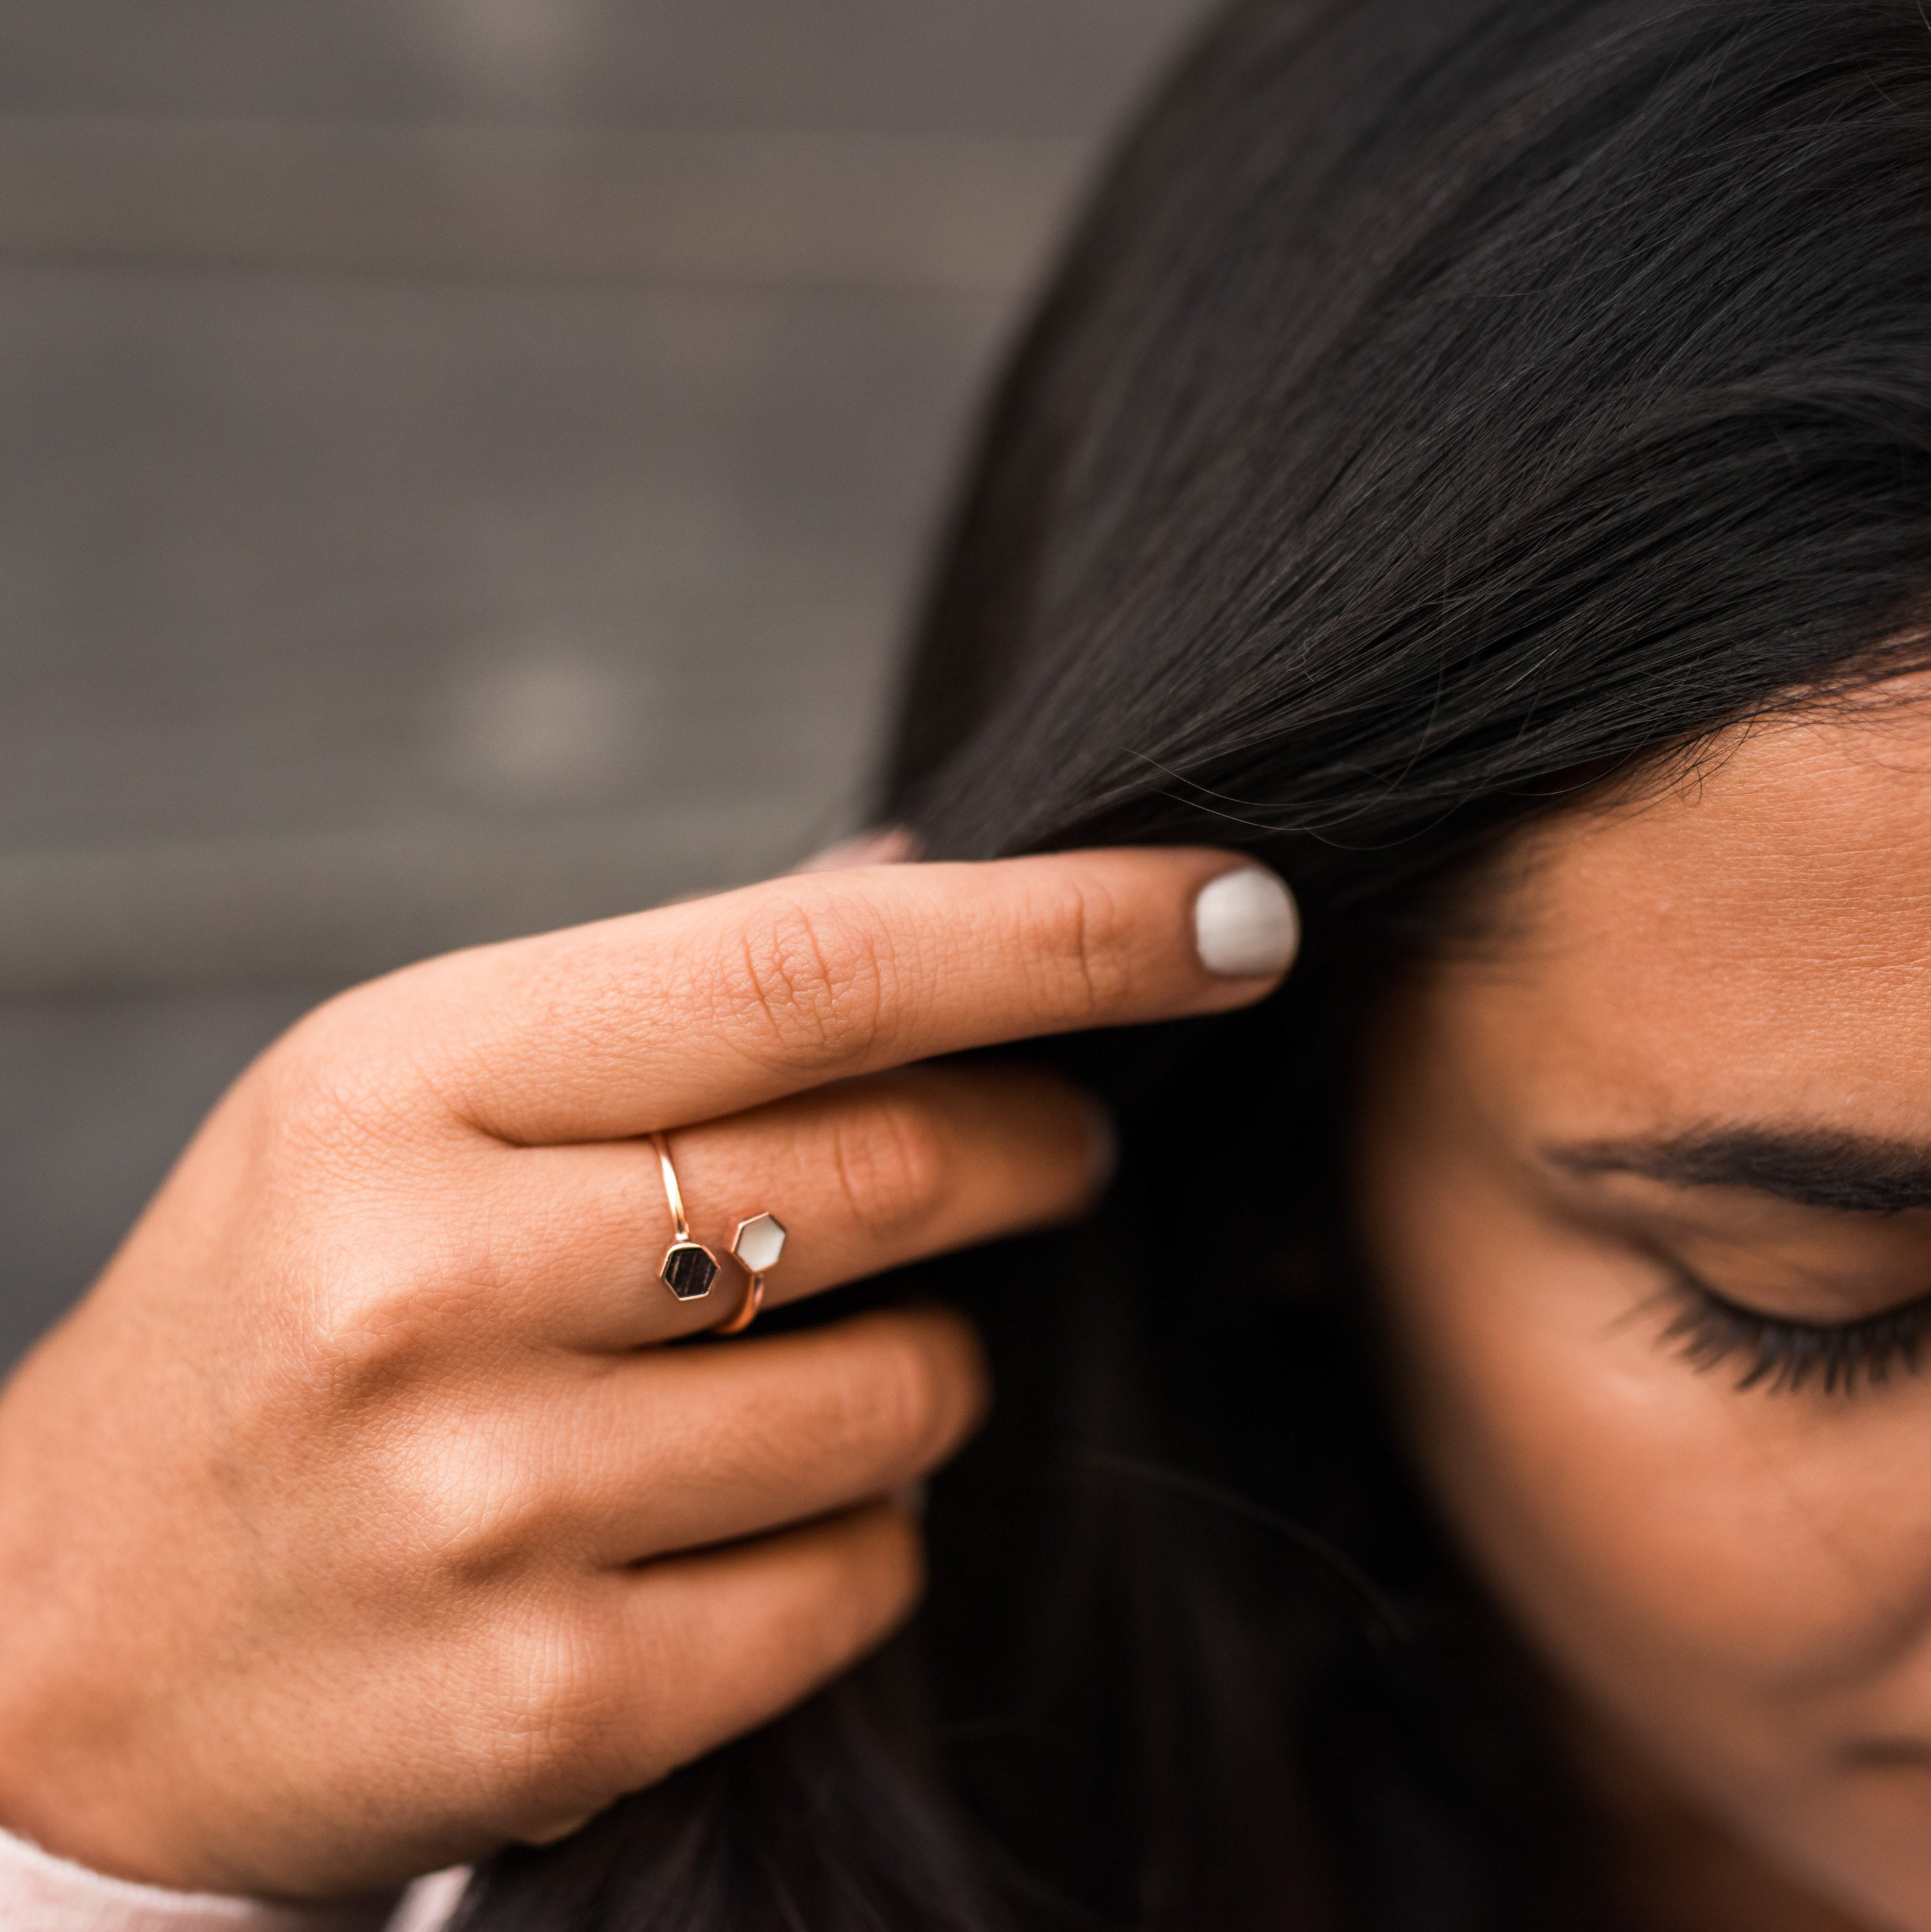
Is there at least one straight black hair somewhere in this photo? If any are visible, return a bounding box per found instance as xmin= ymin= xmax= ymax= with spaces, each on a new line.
xmin=460 ymin=2 xmax=1931 ymax=1925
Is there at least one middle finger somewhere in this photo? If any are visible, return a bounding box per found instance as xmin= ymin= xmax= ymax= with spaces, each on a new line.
xmin=537 ymin=1305 xmax=986 ymax=1566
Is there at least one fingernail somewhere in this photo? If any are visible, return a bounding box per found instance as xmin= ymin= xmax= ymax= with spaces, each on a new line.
xmin=1079 ymin=1094 xmax=1119 ymax=1194
xmin=1193 ymin=867 xmax=1299 ymax=977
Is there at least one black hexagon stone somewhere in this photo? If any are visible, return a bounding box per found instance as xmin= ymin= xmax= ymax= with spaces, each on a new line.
xmin=661 ymin=1242 xmax=719 ymax=1300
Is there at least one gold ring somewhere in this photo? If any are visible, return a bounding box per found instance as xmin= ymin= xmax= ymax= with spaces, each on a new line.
xmin=650 ymin=1132 xmax=785 ymax=1335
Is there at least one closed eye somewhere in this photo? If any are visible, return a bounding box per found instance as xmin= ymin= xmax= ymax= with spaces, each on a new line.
xmin=1662 ymin=1271 xmax=1931 ymax=1397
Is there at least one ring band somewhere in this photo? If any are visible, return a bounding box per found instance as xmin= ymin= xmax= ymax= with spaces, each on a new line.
xmin=650 ymin=1132 xmax=787 ymax=1335
xmin=651 ymin=1131 xmax=719 ymax=1303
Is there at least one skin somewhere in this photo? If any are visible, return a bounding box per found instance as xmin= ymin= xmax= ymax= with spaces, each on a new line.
xmin=17 ymin=695 xmax=1929 ymax=1925
xmin=1358 ymin=692 xmax=1931 ymax=1931
xmin=0 ymin=845 xmax=1285 ymax=1899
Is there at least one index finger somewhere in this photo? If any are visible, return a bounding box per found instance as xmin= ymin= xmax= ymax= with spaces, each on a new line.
xmin=379 ymin=847 xmax=1297 ymax=1144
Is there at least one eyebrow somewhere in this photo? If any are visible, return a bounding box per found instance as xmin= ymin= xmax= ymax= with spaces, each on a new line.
xmin=1545 ymin=1128 xmax=1931 ymax=1215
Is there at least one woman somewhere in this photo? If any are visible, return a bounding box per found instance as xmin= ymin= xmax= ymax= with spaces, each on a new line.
xmin=5 ymin=0 xmax=1931 ymax=1926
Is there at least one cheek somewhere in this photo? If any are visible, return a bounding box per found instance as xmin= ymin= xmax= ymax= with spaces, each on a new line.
xmin=1365 ymin=1137 xmax=1931 ymax=1725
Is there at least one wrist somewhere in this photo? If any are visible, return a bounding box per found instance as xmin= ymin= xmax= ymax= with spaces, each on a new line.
xmin=0 ymin=1698 xmax=198 ymax=1897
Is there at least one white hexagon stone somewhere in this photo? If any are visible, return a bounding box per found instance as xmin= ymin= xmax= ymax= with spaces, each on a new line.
xmin=732 ymin=1212 xmax=787 ymax=1274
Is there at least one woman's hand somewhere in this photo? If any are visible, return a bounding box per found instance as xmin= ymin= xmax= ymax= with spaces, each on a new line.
xmin=0 ymin=849 xmax=1295 ymax=1900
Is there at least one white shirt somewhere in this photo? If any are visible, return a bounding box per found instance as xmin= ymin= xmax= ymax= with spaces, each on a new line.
xmin=0 ymin=1831 xmax=466 ymax=1932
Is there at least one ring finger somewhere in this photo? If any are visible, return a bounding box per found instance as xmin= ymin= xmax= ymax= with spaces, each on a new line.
xmin=460 ymin=1060 xmax=1109 ymax=1351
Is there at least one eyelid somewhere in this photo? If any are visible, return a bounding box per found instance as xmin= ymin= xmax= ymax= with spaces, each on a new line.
xmin=1624 ymin=1209 xmax=1931 ymax=1322
xmin=1668 ymin=1258 xmax=1903 ymax=1325
xmin=1553 ymin=1167 xmax=1926 ymax=1258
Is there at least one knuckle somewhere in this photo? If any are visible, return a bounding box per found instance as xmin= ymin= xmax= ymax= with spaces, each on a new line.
xmin=296 ymin=1223 xmax=497 ymax=1403
xmin=373 ymin=1413 xmax=543 ymax=1585
xmin=837 ymin=1322 xmax=961 ymax=1474
xmin=725 ymin=889 xmax=896 ymax=1068
xmin=842 ymin=1508 xmax=926 ymax=1645
xmin=1033 ymin=872 xmax=1136 ymax=1021
xmin=515 ymin=1634 xmax=618 ymax=1773
xmin=469 ymin=1610 xmax=633 ymax=1811
xmin=253 ymin=1002 xmax=424 ymax=1167
xmin=427 ymin=1501 xmax=532 ymax=1592
xmin=828 ymin=1090 xmax=951 ymax=1240
xmin=770 ymin=1507 xmax=925 ymax=1677
xmin=303 ymin=1289 xmax=430 ymax=1402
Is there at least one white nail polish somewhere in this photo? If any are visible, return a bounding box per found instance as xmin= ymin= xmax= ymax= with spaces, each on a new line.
xmin=1193 ymin=867 xmax=1299 ymax=977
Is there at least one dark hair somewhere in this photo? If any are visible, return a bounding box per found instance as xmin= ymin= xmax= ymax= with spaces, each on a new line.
xmin=460 ymin=2 xmax=1931 ymax=1925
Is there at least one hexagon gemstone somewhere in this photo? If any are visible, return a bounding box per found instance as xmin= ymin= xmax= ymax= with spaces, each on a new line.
xmin=732 ymin=1212 xmax=787 ymax=1274
xmin=661 ymin=1241 xmax=718 ymax=1300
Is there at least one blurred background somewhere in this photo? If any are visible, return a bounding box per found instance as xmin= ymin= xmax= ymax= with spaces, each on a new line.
xmin=0 ymin=0 xmax=1210 ymax=1368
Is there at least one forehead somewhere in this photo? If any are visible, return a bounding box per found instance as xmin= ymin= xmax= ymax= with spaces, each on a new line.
xmin=1449 ymin=694 xmax=1931 ymax=1138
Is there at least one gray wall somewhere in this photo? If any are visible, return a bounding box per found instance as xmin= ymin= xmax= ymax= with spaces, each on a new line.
xmin=0 ymin=1 xmax=1209 ymax=1367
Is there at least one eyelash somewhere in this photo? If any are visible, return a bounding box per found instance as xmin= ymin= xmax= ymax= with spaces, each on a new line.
xmin=1663 ymin=1273 xmax=1931 ymax=1396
